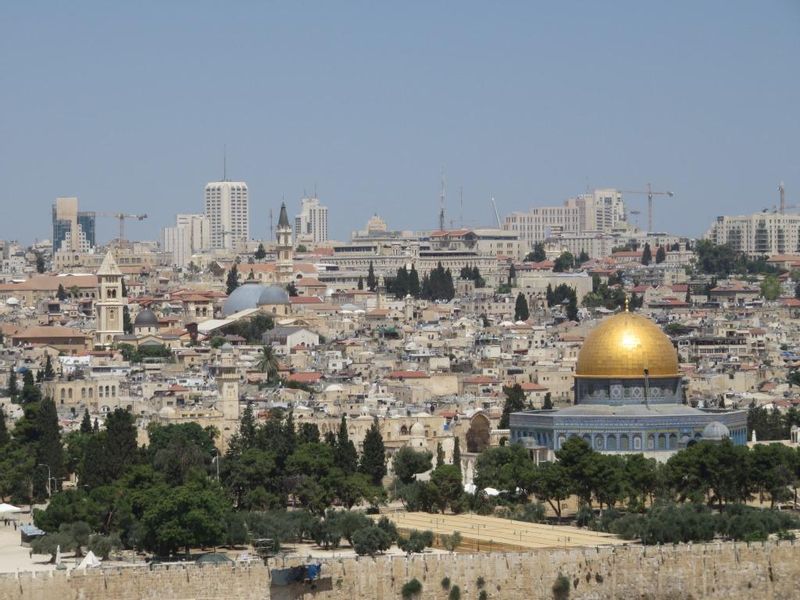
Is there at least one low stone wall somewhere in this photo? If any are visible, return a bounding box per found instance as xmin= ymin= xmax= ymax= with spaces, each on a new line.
xmin=0 ymin=541 xmax=798 ymax=600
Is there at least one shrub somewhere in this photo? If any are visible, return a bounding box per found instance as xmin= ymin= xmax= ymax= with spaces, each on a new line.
xmin=401 ymin=578 xmax=422 ymax=599
xmin=478 ymin=591 xmax=488 ymax=600
xmin=513 ymin=502 xmax=546 ymax=524
xmin=476 ymin=575 xmax=486 ymax=588
xmin=441 ymin=576 xmax=451 ymax=590
xmin=575 ymin=504 xmax=594 ymax=528
xmin=552 ymin=573 xmax=570 ymax=600
xmin=441 ymin=531 xmax=462 ymax=552
xmin=448 ymin=585 xmax=461 ymax=600
xmin=398 ymin=529 xmax=434 ymax=554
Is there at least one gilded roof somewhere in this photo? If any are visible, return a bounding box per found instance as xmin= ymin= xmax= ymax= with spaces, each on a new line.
xmin=575 ymin=311 xmax=679 ymax=379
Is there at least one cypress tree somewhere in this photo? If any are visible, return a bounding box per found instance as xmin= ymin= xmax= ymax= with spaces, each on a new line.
xmin=436 ymin=442 xmax=445 ymax=467
xmin=80 ymin=409 xmax=93 ymax=434
xmin=7 ymin=369 xmax=18 ymax=401
xmin=43 ymin=354 xmax=55 ymax=381
xmin=226 ymin=264 xmax=240 ymax=295
xmin=335 ymin=415 xmax=358 ymax=474
xmin=357 ymin=276 xmax=364 ymax=290
xmin=514 ymin=293 xmax=530 ymax=321
xmin=452 ymin=437 xmax=461 ymax=474
xmin=0 ymin=407 xmax=8 ymax=447
xmin=366 ymin=262 xmax=377 ymax=292
xmin=408 ymin=265 xmax=420 ymax=297
xmin=508 ymin=263 xmax=516 ymax=285
xmin=641 ymin=243 xmax=652 ymax=266
xmin=35 ymin=398 xmax=65 ymax=495
xmin=358 ymin=418 xmax=387 ymax=485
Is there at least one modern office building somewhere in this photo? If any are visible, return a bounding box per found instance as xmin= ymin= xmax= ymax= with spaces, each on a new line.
xmin=503 ymin=189 xmax=626 ymax=247
xmin=204 ymin=181 xmax=249 ymax=250
xmin=52 ymin=197 xmax=96 ymax=253
xmin=705 ymin=211 xmax=800 ymax=258
xmin=294 ymin=196 xmax=329 ymax=244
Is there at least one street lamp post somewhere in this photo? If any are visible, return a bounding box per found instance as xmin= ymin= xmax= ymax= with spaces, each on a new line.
xmin=38 ymin=464 xmax=51 ymax=497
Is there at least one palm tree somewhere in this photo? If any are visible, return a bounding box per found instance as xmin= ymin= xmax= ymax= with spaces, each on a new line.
xmin=257 ymin=345 xmax=279 ymax=383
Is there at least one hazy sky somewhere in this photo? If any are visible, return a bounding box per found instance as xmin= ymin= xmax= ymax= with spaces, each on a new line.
xmin=1 ymin=1 xmax=798 ymax=245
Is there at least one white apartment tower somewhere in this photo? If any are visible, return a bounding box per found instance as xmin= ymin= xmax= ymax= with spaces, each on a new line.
xmin=205 ymin=181 xmax=249 ymax=250
xmin=162 ymin=213 xmax=211 ymax=267
xmin=294 ymin=197 xmax=329 ymax=243
xmin=706 ymin=212 xmax=800 ymax=258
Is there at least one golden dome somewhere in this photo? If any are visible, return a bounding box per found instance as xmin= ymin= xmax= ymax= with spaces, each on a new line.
xmin=575 ymin=311 xmax=679 ymax=379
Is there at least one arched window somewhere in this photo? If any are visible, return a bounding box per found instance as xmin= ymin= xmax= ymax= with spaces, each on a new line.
xmin=68 ymin=388 xmax=73 ymax=400
xmin=60 ymin=389 xmax=65 ymax=401
xmin=81 ymin=387 xmax=86 ymax=400
xmin=620 ymin=434 xmax=629 ymax=451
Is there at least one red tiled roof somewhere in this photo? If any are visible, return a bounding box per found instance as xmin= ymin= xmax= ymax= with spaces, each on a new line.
xmin=388 ymin=370 xmax=429 ymax=379
xmin=287 ymin=372 xmax=323 ymax=384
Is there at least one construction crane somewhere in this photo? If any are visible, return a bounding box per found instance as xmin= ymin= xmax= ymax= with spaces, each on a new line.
xmin=620 ymin=183 xmax=674 ymax=232
xmin=96 ymin=212 xmax=148 ymax=242
xmin=779 ymin=182 xmax=786 ymax=214
xmin=490 ymin=197 xmax=501 ymax=227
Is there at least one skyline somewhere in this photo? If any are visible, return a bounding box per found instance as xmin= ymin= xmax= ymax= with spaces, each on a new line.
xmin=2 ymin=1 xmax=799 ymax=244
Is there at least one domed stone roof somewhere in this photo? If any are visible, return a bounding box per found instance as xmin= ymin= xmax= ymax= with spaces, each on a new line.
xmin=134 ymin=308 xmax=159 ymax=328
xmin=222 ymin=283 xmax=290 ymax=317
xmin=410 ymin=422 xmax=425 ymax=436
xmin=702 ymin=421 xmax=730 ymax=441
xmin=257 ymin=285 xmax=290 ymax=306
xmin=576 ymin=311 xmax=679 ymax=379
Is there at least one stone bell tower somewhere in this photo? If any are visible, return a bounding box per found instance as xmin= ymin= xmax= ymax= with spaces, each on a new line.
xmin=276 ymin=202 xmax=293 ymax=285
xmin=95 ymin=251 xmax=126 ymax=347
xmin=215 ymin=344 xmax=240 ymax=422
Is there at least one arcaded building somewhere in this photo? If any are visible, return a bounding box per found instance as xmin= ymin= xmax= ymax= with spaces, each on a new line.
xmin=510 ymin=309 xmax=748 ymax=458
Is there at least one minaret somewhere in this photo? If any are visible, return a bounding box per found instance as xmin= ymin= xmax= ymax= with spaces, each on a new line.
xmin=276 ymin=202 xmax=293 ymax=285
xmin=95 ymin=251 xmax=126 ymax=347
xmin=377 ymin=274 xmax=385 ymax=310
xmin=216 ymin=344 xmax=240 ymax=422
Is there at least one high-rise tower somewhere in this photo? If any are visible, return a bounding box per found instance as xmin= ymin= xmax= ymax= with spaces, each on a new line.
xmin=276 ymin=202 xmax=294 ymax=284
xmin=205 ymin=181 xmax=249 ymax=251
xmin=94 ymin=251 xmax=126 ymax=346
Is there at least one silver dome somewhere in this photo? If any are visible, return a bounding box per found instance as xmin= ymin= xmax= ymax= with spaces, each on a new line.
xmin=701 ymin=421 xmax=730 ymax=441
xmin=134 ymin=308 xmax=159 ymax=327
xmin=222 ymin=283 xmax=290 ymax=317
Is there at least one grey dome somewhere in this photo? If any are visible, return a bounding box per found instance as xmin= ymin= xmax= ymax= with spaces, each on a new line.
xmin=134 ymin=308 xmax=159 ymax=327
xmin=702 ymin=421 xmax=730 ymax=441
xmin=257 ymin=285 xmax=290 ymax=306
xmin=222 ymin=283 xmax=290 ymax=317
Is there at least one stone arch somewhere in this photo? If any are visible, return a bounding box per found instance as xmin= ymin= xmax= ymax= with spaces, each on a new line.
xmin=466 ymin=412 xmax=491 ymax=453
xmin=620 ymin=434 xmax=629 ymax=451
xmin=606 ymin=435 xmax=618 ymax=451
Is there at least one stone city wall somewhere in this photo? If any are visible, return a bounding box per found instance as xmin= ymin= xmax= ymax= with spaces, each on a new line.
xmin=0 ymin=541 xmax=799 ymax=600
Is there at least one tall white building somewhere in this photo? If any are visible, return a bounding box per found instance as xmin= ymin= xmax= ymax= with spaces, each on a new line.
xmin=176 ymin=213 xmax=211 ymax=252
xmin=503 ymin=189 xmax=626 ymax=247
xmin=204 ymin=181 xmax=249 ymax=250
xmin=294 ymin=197 xmax=328 ymax=244
xmin=162 ymin=214 xmax=211 ymax=267
xmin=705 ymin=211 xmax=800 ymax=258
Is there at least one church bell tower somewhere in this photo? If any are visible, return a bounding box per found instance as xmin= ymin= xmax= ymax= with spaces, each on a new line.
xmin=95 ymin=251 xmax=126 ymax=347
xmin=276 ymin=202 xmax=294 ymax=285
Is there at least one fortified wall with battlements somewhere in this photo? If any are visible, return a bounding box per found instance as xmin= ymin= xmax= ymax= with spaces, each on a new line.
xmin=0 ymin=541 xmax=798 ymax=600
